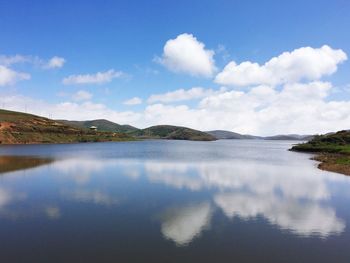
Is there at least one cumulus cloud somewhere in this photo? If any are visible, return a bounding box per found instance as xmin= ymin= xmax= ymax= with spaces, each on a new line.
xmin=2 ymin=43 xmax=348 ymax=135
xmin=45 ymin=56 xmax=65 ymax=69
xmin=2 ymin=79 xmax=350 ymax=135
xmin=72 ymin=90 xmax=93 ymax=101
xmin=0 ymin=65 xmax=30 ymax=86
xmin=0 ymin=54 xmax=65 ymax=69
xmin=123 ymin=97 xmax=142 ymax=105
xmin=0 ymin=54 xmax=30 ymax=66
xmin=62 ymin=69 xmax=124 ymax=85
xmin=147 ymin=87 xmax=220 ymax=103
xmin=156 ymin=33 xmax=216 ymax=77
xmin=215 ymin=45 xmax=347 ymax=86
xmin=136 ymin=81 xmax=350 ymax=135
xmin=216 ymin=44 xmax=230 ymax=62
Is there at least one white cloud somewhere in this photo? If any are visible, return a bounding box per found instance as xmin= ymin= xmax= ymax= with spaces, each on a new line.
xmin=135 ymin=81 xmax=350 ymax=135
xmin=0 ymin=54 xmax=30 ymax=66
xmin=45 ymin=56 xmax=65 ymax=69
xmin=215 ymin=45 xmax=347 ymax=86
xmin=0 ymin=65 xmax=30 ymax=86
xmin=2 ymin=44 xmax=348 ymax=135
xmin=0 ymin=54 xmax=65 ymax=69
xmin=123 ymin=97 xmax=142 ymax=105
xmin=157 ymin=33 xmax=216 ymax=77
xmin=72 ymin=90 xmax=93 ymax=101
xmin=147 ymin=87 xmax=219 ymax=104
xmin=2 ymin=81 xmax=350 ymax=135
xmin=62 ymin=69 xmax=124 ymax=85
xmin=216 ymin=44 xmax=230 ymax=62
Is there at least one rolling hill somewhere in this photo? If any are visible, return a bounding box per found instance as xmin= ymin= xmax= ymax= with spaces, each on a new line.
xmin=264 ymin=134 xmax=314 ymax=140
xmin=59 ymin=119 xmax=138 ymax=133
xmin=291 ymin=130 xmax=350 ymax=154
xmin=206 ymin=130 xmax=260 ymax=139
xmin=130 ymin=125 xmax=216 ymax=141
xmin=60 ymin=120 xmax=216 ymax=141
xmin=0 ymin=110 xmax=216 ymax=143
xmin=206 ymin=130 xmax=313 ymax=140
xmin=0 ymin=109 xmax=133 ymax=144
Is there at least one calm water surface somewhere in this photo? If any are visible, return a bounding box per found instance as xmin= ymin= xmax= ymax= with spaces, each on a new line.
xmin=0 ymin=140 xmax=349 ymax=263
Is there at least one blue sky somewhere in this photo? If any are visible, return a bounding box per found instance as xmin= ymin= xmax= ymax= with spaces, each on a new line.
xmin=0 ymin=0 xmax=350 ymax=135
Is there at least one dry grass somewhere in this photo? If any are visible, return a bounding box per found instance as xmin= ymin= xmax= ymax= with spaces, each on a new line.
xmin=313 ymin=154 xmax=350 ymax=176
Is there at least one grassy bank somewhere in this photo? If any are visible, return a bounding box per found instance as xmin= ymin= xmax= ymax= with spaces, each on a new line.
xmin=312 ymin=154 xmax=350 ymax=176
xmin=291 ymin=130 xmax=350 ymax=176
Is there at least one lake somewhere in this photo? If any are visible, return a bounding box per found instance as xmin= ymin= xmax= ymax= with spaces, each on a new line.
xmin=0 ymin=140 xmax=349 ymax=263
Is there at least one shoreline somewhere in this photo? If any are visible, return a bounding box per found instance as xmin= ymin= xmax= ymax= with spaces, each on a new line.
xmin=312 ymin=153 xmax=350 ymax=176
xmin=291 ymin=147 xmax=350 ymax=176
xmin=0 ymin=137 xmax=137 ymax=146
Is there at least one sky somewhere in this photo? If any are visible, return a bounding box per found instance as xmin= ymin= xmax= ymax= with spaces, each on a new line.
xmin=0 ymin=0 xmax=350 ymax=136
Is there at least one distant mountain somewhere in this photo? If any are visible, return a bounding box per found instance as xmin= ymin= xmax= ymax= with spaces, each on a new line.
xmin=2 ymin=110 xmax=313 ymax=144
xmin=206 ymin=130 xmax=260 ymax=140
xmin=59 ymin=120 xmax=216 ymax=141
xmin=0 ymin=109 xmax=133 ymax=144
xmin=131 ymin=125 xmax=216 ymax=141
xmin=58 ymin=119 xmax=139 ymax=133
xmin=264 ymin=134 xmax=314 ymax=141
xmin=59 ymin=119 xmax=216 ymax=141
xmin=206 ymin=130 xmax=313 ymax=141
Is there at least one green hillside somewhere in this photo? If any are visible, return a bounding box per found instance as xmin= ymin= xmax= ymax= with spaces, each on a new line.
xmin=206 ymin=130 xmax=260 ymax=139
xmin=264 ymin=134 xmax=314 ymax=140
xmin=206 ymin=130 xmax=313 ymax=140
xmin=0 ymin=109 xmax=133 ymax=144
xmin=59 ymin=119 xmax=138 ymax=133
xmin=291 ymin=130 xmax=350 ymax=154
xmin=291 ymin=130 xmax=350 ymax=175
xmin=131 ymin=125 xmax=216 ymax=141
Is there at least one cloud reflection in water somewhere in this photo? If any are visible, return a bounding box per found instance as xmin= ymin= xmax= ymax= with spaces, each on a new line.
xmin=1 ymin=153 xmax=347 ymax=246
xmin=160 ymin=202 xmax=212 ymax=246
xmin=143 ymin=160 xmax=347 ymax=242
